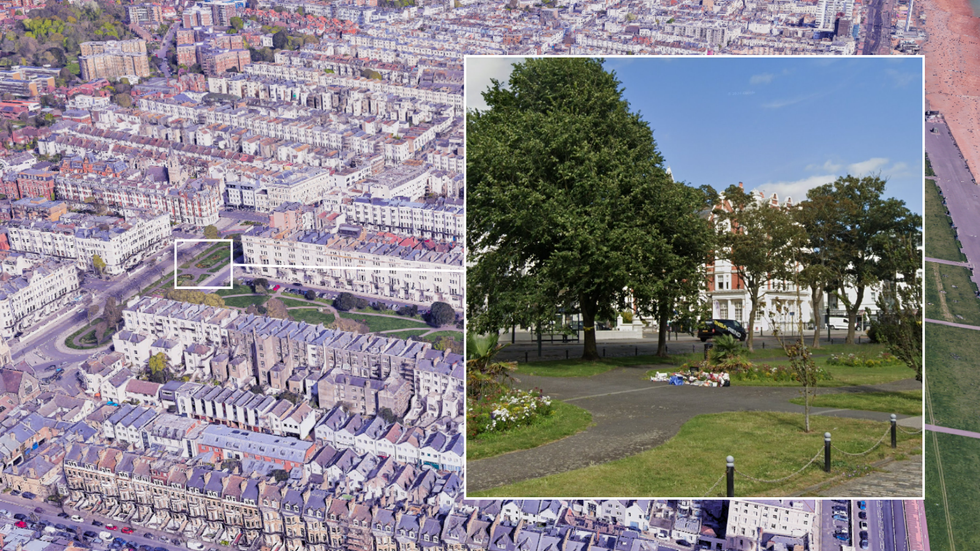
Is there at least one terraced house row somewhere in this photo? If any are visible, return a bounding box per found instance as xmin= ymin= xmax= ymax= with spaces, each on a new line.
xmin=60 ymin=443 xmax=465 ymax=551
xmin=122 ymin=297 xmax=464 ymax=421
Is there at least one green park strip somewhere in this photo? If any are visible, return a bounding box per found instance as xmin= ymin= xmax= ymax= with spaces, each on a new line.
xmin=925 ymin=262 xmax=980 ymax=326
xmin=421 ymin=330 xmax=462 ymax=342
xmin=337 ymin=311 xmax=429 ymax=332
xmin=926 ymin=178 xmax=968 ymax=262
xmin=223 ymin=295 xmax=269 ymax=309
xmin=926 ymin=431 xmax=980 ymax=551
xmin=64 ymin=318 xmax=112 ymax=350
xmin=215 ymin=284 xmax=254 ymax=297
xmin=140 ymin=271 xmax=175 ymax=295
xmin=468 ymin=411 xmax=922 ymax=498
xmin=789 ymin=390 xmax=922 ymax=417
xmin=280 ymin=297 xmax=319 ymax=308
xmin=288 ymin=309 xmax=335 ymax=326
xmin=925 ymin=322 xmax=980 ymax=434
xmin=713 ymin=359 xmax=914 ymax=388
xmin=466 ymin=400 xmax=593 ymax=461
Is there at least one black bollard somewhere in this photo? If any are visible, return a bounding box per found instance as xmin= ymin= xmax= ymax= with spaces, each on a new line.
xmin=726 ymin=456 xmax=735 ymax=497
xmin=891 ymin=414 xmax=897 ymax=448
xmin=824 ymin=432 xmax=832 ymax=473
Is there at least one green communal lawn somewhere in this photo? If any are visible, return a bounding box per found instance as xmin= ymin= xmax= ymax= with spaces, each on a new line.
xmin=469 ymin=411 xmax=921 ymax=498
xmin=926 ymin=178 xmax=968 ymax=262
xmin=925 ymin=262 xmax=980 ymax=326
xmin=337 ymin=311 xmax=429 ymax=332
xmin=790 ymin=390 xmax=922 ymax=417
xmin=223 ymin=295 xmax=270 ymax=309
xmin=467 ymin=400 xmax=593 ymax=461
xmin=288 ymin=308 xmax=335 ymax=326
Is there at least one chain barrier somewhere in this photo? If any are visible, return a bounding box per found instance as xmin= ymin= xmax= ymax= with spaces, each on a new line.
xmin=734 ymin=448 xmax=823 ymax=484
xmin=897 ymin=425 xmax=924 ymax=435
xmin=701 ymin=472 xmax=727 ymax=497
xmin=831 ymin=425 xmax=891 ymax=457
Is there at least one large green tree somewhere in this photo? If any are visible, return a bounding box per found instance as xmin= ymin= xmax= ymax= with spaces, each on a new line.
xmin=713 ymin=185 xmax=804 ymax=352
xmin=803 ymin=176 xmax=920 ymax=344
xmin=467 ymin=58 xmax=704 ymax=360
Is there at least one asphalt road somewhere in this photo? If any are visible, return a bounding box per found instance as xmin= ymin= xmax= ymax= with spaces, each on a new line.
xmin=468 ymin=367 xmax=920 ymax=492
xmin=927 ymin=120 xmax=980 ymax=290
xmin=0 ymin=495 xmax=194 ymax=551
xmin=862 ymin=0 xmax=889 ymax=54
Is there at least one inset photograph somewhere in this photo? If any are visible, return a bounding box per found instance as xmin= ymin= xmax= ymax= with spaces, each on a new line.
xmin=465 ymin=57 xmax=924 ymax=497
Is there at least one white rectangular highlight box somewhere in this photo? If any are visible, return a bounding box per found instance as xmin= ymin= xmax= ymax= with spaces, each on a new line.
xmin=173 ymin=238 xmax=235 ymax=290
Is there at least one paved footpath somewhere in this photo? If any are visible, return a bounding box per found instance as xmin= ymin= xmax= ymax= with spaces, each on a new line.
xmin=925 ymin=257 xmax=972 ymax=268
xmin=468 ymin=366 xmax=922 ymax=492
xmin=924 ymin=318 xmax=980 ymax=330
xmin=814 ymin=458 xmax=923 ymax=497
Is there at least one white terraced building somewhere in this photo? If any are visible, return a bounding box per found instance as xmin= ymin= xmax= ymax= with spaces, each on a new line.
xmin=5 ymin=211 xmax=171 ymax=275
xmin=0 ymin=254 xmax=80 ymax=338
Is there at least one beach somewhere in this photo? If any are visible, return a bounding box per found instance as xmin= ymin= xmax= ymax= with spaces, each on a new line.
xmin=925 ymin=0 xmax=980 ymax=176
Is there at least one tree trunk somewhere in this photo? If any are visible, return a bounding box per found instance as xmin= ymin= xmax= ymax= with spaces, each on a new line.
xmin=810 ymin=287 xmax=823 ymax=348
xmin=803 ymin=384 xmax=811 ymax=433
xmin=745 ymin=290 xmax=759 ymax=352
xmin=844 ymin=286 xmax=864 ymax=345
xmin=657 ymin=305 xmax=670 ymax=357
xmin=581 ymin=298 xmax=599 ymax=360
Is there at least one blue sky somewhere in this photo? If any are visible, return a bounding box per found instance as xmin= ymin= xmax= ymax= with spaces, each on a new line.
xmin=466 ymin=57 xmax=923 ymax=213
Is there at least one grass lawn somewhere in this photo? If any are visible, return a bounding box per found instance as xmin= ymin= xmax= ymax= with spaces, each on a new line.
xmin=718 ymin=359 xmax=915 ymax=388
xmin=926 ymin=431 xmax=980 ymax=551
xmin=195 ymin=274 xmax=210 ymax=284
xmin=289 ymin=309 xmax=335 ymax=325
xmin=197 ymin=247 xmax=231 ymax=270
xmin=469 ymin=411 xmax=921 ymax=497
xmin=467 ymin=400 xmax=593 ymax=461
xmin=790 ymin=390 xmax=922 ymax=416
xmin=65 ymin=318 xmax=109 ymax=349
xmin=926 ymin=178 xmax=968 ymax=262
xmin=338 ymin=311 xmax=429 ymax=332
xmin=383 ymin=329 xmax=431 ymax=338
xmin=522 ymin=343 xmax=901 ymax=380
xmin=925 ymin=262 xmax=980 ymax=325
xmin=925 ymin=323 xmax=980 ymax=433
xmin=421 ymin=330 xmax=462 ymax=342
xmin=281 ymin=297 xmax=318 ymax=308
xmin=140 ymin=271 xmax=175 ymax=295
xmin=224 ymin=295 xmax=270 ymax=309
xmin=215 ymin=283 xmax=253 ymax=297
xmin=354 ymin=307 xmax=425 ymax=321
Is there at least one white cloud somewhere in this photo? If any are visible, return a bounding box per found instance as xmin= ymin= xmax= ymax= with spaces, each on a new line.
xmin=885 ymin=68 xmax=917 ymax=88
xmin=847 ymin=157 xmax=890 ymax=175
xmin=465 ymin=57 xmax=524 ymax=112
xmin=805 ymin=160 xmax=843 ymax=172
xmin=750 ymin=174 xmax=838 ymax=202
xmin=750 ymin=73 xmax=774 ymax=85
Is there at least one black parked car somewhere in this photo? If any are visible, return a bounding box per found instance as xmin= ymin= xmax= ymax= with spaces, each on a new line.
xmin=13 ymin=513 xmax=25 ymax=521
xmin=83 ymin=531 xmax=98 ymax=539
xmin=91 ymin=520 xmax=103 ymax=527
xmin=22 ymin=492 xmax=35 ymax=500
xmin=697 ymin=319 xmax=748 ymax=342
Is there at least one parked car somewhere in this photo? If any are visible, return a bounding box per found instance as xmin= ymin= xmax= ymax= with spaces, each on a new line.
xmin=71 ymin=515 xmax=83 ymax=522
xmin=14 ymin=521 xmax=26 ymax=529
xmin=833 ymin=515 xmax=848 ymax=522
xmin=106 ymin=525 xmax=118 ymax=530
xmin=860 ymin=522 xmax=868 ymax=530
xmin=33 ymin=507 xmax=42 ymax=513
xmin=122 ymin=527 xmax=134 ymax=534
xmin=22 ymin=492 xmax=35 ymax=500
xmin=143 ymin=533 xmax=154 ymax=540
xmin=91 ymin=520 xmax=103 ymax=527
xmin=858 ymin=501 xmax=867 ymax=510
xmin=697 ymin=319 xmax=747 ymax=341
xmin=10 ymin=490 xmax=20 ymax=497
xmin=859 ymin=511 xmax=867 ymax=520
xmin=187 ymin=543 xmax=205 ymax=551
xmin=0 ymin=510 xmax=8 ymax=517
xmin=83 ymin=531 xmax=98 ymax=539
xmin=834 ymin=533 xmax=849 ymax=542
xmin=860 ymin=539 xmax=869 ymax=549
xmin=13 ymin=513 xmax=26 ymax=521
xmin=57 ymin=513 xmax=69 ymax=519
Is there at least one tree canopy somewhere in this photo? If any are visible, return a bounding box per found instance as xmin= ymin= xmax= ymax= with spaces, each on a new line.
xmin=713 ymin=184 xmax=804 ymax=351
xmin=467 ymin=58 xmax=710 ymax=359
xmin=801 ymin=176 xmax=920 ymax=344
